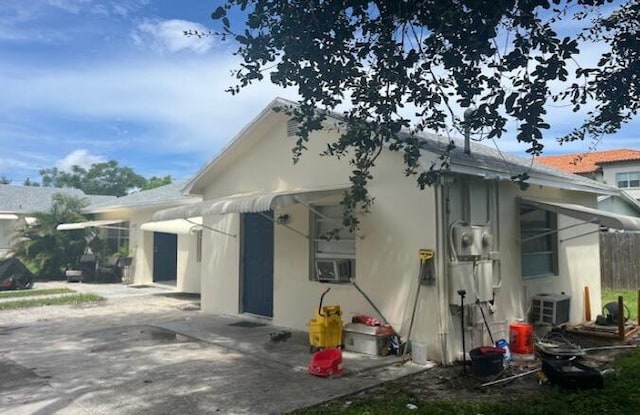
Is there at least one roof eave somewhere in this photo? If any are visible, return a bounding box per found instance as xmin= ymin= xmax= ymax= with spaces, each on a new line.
xmin=447 ymin=163 xmax=620 ymax=196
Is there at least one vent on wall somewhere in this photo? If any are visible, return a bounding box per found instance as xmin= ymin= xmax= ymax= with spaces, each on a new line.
xmin=286 ymin=119 xmax=300 ymax=137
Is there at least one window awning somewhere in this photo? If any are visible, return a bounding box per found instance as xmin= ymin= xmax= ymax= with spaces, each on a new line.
xmin=140 ymin=217 xmax=202 ymax=234
xmin=57 ymin=219 xmax=126 ymax=231
xmin=152 ymin=186 xmax=348 ymax=222
xmin=520 ymin=198 xmax=640 ymax=231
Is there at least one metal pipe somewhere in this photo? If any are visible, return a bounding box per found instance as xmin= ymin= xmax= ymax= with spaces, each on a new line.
xmin=459 ymin=290 xmax=467 ymax=374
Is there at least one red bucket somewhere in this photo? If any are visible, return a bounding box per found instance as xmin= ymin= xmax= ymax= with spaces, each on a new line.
xmin=509 ymin=322 xmax=534 ymax=354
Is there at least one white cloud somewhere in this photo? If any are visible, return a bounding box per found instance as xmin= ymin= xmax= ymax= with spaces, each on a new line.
xmin=132 ymin=19 xmax=215 ymax=55
xmin=56 ymin=149 xmax=105 ymax=171
xmin=0 ymin=53 xmax=298 ymax=151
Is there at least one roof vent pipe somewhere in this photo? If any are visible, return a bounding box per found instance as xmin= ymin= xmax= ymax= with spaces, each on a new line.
xmin=463 ymin=107 xmax=477 ymax=155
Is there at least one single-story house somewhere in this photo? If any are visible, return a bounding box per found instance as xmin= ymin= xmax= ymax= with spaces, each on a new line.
xmin=0 ymin=184 xmax=114 ymax=257
xmin=151 ymin=98 xmax=640 ymax=364
xmin=58 ymin=182 xmax=202 ymax=293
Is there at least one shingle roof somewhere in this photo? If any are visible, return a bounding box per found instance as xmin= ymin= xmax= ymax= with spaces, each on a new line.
xmin=415 ymin=132 xmax=618 ymax=194
xmin=184 ymin=97 xmax=622 ymax=198
xmin=86 ymin=181 xmax=200 ymax=213
xmin=0 ymin=185 xmax=115 ymax=214
xmin=536 ymin=149 xmax=640 ymax=174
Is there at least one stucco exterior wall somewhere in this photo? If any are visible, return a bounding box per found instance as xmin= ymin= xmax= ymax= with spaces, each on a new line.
xmin=602 ymin=162 xmax=640 ymax=199
xmin=96 ymin=209 xmax=201 ymax=292
xmin=195 ymin=110 xmax=603 ymax=363
xmin=197 ymin=112 xmax=439 ymax=341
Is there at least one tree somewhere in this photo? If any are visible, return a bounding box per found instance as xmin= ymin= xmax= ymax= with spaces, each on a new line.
xmin=203 ymin=0 xmax=639 ymax=229
xmin=0 ymin=176 xmax=11 ymax=184
xmin=39 ymin=161 xmax=170 ymax=196
xmin=23 ymin=178 xmax=40 ymax=187
xmin=10 ymin=194 xmax=89 ymax=279
xmin=141 ymin=175 xmax=173 ymax=191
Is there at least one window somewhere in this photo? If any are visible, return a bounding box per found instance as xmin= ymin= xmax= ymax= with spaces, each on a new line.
xmin=310 ymin=204 xmax=355 ymax=282
xmin=106 ymin=221 xmax=129 ymax=256
xmin=616 ymin=171 xmax=640 ymax=188
xmin=520 ymin=206 xmax=558 ymax=278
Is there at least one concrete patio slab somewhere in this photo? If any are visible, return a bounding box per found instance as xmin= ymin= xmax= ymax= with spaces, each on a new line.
xmin=0 ymin=283 xmax=433 ymax=414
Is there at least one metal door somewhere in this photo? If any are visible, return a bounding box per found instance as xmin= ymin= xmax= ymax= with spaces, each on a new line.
xmin=241 ymin=212 xmax=274 ymax=317
xmin=153 ymin=232 xmax=177 ymax=283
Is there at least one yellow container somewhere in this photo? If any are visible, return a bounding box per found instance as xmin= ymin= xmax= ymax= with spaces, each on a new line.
xmin=308 ymin=305 xmax=343 ymax=351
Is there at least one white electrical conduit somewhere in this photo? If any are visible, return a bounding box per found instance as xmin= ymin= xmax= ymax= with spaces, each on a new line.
xmin=435 ymin=184 xmax=451 ymax=364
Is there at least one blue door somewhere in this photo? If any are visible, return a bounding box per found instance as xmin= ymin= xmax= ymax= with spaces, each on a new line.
xmin=153 ymin=232 xmax=177 ymax=283
xmin=242 ymin=212 xmax=274 ymax=317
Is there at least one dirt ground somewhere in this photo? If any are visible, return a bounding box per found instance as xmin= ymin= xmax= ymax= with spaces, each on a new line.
xmin=343 ymin=331 xmax=640 ymax=406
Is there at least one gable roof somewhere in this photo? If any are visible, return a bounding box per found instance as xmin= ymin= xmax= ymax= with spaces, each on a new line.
xmin=536 ymin=149 xmax=640 ymax=174
xmin=0 ymin=185 xmax=115 ymax=214
xmin=85 ymin=181 xmax=200 ymax=213
xmin=182 ymin=97 xmax=624 ymax=198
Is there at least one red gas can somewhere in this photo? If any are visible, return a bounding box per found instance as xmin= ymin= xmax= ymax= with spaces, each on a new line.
xmin=509 ymin=322 xmax=534 ymax=354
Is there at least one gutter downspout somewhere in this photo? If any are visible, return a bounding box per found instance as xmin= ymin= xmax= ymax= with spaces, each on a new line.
xmin=435 ymin=182 xmax=451 ymax=364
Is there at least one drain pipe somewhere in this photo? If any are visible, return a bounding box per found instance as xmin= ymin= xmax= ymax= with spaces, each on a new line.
xmin=435 ymin=182 xmax=451 ymax=364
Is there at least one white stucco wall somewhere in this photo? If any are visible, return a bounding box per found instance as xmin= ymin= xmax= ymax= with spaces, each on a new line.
xmin=96 ymin=209 xmax=201 ymax=292
xmin=197 ymin=112 xmax=439 ymax=339
xmin=602 ymin=162 xmax=640 ymax=199
xmin=195 ymin=110 xmax=604 ymax=363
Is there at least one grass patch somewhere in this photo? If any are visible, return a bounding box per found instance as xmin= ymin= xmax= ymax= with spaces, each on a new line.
xmin=602 ymin=289 xmax=638 ymax=321
xmin=0 ymin=293 xmax=105 ymax=310
xmin=0 ymin=288 xmax=75 ymax=299
xmin=295 ymin=350 xmax=640 ymax=415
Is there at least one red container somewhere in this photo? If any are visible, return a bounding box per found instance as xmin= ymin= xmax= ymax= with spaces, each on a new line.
xmin=509 ymin=322 xmax=534 ymax=354
xmin=307 ymin=348 xmax=343 ymax=377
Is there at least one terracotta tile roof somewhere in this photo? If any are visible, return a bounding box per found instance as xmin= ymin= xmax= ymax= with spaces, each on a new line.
xmin=536 ymin=149 xmax=640 ymax=174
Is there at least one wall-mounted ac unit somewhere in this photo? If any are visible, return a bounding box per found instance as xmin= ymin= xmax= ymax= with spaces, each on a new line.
xmin=531 ymin=294 xmax=571 ymax=326
xmin=316 ymin=259 xmax=351 ymax=281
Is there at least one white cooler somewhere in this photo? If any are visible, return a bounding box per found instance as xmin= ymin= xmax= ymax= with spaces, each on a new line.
xmin=343 ymin=323 xmax=392 ymax=356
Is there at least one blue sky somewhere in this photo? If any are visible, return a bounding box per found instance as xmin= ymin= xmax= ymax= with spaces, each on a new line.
xmin=1 ymin=1 xmax=637 ymax=185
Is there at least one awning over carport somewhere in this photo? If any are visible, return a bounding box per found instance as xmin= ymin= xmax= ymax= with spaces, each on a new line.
xmin=520 ymin=198 xmax=640 ymax=231
xmin=140 ymin=217 xmax=202 ymax=234
xmin=57 ymin=219 xmax=126 ymax=231
xmin=152 ymin=186 xmax=348 ymax=222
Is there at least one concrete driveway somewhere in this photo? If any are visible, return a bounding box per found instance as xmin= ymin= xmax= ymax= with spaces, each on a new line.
xmin=0 ymin=283 xmax=430 ymax=414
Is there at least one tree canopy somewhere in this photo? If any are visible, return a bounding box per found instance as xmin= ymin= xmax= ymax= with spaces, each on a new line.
xmin=38 ymin=161 xmax=172 ymax=197
xmin=204 ymin=0 xmax=639 ymax=228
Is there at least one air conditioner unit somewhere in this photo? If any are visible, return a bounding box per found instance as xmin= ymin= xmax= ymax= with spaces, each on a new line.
xmin=316 ymin=259 xmax=351 ymax=281
xmin=531 ymin=294 xmax=571 ymax=326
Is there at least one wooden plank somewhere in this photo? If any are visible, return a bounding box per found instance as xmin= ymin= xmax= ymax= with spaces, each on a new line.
xmin=618 ymin=296 xmax=625 ymax=341
xmin=584 ymin=286 xmax=591 ymax=322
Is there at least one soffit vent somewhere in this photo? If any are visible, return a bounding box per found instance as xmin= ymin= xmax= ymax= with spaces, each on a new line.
xmin=286 ymin=119 xmax=300 ymax=137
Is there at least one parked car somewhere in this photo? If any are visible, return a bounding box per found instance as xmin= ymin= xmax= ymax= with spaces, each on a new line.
xmin=0 ymin=257 xmax=34 ymax=290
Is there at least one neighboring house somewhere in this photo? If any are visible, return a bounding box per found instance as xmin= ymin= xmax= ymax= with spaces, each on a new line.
xmin=537 ymin=149 xmax=640 ymax=216
xmin=0 ymin=185 xmax=114 ymax=257
xmin=150 ymin=98 xmax=640 ymax=364
xmin=58 ymin=182 xmax=203 ymax=293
